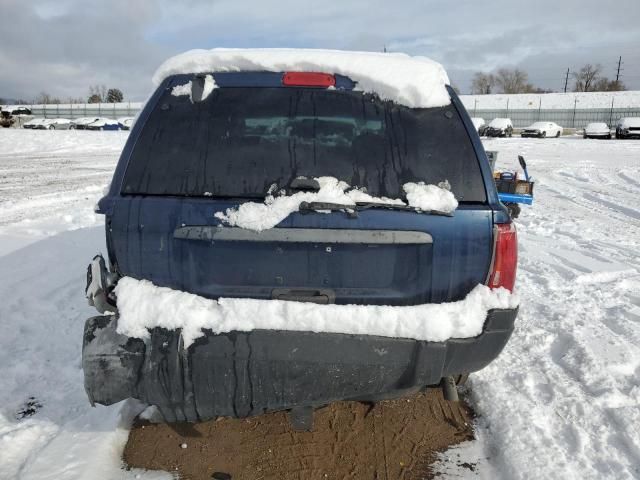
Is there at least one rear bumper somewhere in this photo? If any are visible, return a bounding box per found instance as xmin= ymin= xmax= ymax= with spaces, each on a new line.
xmin=83 ymin=308 xmax=517 ymax=422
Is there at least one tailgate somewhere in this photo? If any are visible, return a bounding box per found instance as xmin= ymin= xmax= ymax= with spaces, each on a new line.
xmin=109 ymin=197 xmax=493 ymax=305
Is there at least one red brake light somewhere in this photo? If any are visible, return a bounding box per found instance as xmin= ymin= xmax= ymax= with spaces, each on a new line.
xmin=487 ymin=223 xmax=518 ymax=292
xmin=282 ymin=72 xmax=336 ymax=87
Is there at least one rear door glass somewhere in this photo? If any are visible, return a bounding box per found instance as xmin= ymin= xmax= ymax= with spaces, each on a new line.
xmin=123 ymin=83 xmax=486 ymax=202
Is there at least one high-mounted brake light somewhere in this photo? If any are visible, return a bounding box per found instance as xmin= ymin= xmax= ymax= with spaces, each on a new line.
xmin=487 ymin=223 xmax=518 ymax=292
xmin=282 ymin=72 xmax=336 ymax=87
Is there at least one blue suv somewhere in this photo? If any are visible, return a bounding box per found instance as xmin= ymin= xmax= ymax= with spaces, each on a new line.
xmin=82 ymin=69 xmax=518 ymax=425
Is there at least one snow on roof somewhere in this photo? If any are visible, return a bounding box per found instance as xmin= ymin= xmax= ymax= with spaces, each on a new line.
xmin=489 ymin=118 xmax=512 ymax=128
xmin=153 ymin=48 xmax=451 ymax=108
xmin=620 ymin=117 xmax=640 ymax=127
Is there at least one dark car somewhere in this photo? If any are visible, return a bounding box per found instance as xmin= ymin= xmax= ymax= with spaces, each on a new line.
xmin=0 ymin=106 xmax=33 ymax=128
xmin=82 ymin=66 xmax=518 ymax=426
xmin=484 ymin=118 xmax=513 ymax=137
xmin=616 ymin=117 xmax=640 ymax=139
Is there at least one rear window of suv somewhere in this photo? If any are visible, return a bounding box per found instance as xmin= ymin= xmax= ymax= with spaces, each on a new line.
xmin=122 ymin=81 xmax=486 ymax=202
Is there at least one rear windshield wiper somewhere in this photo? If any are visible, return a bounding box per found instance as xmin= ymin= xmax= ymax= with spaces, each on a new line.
xmin=299 ymin=201 xmax=356 ymax=214
xmin=355 ymin=201 xmax=453 ymax=217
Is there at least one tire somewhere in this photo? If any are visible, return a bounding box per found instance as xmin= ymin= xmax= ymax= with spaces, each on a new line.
xmin=555 ymin=131 xmax=561 ymax=138
xmin=48 ymin=125 xmax=55 ymax=130
xmin=583 ymin=134 xmax=588 ymax=139
xmin=541 ymin=131 xmax=546 ymax=138
xmin=69 ymin=125 xmax=75 ymax=130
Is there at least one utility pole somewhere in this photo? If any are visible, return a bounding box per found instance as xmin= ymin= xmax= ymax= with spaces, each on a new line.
xmin=563 ymin=68 xmax=570 ymax=93
xmin=615 ymin=56 xmax=622 ymax=83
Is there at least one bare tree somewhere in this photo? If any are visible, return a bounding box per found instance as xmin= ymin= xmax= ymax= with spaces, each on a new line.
xmin=593 ymin=78 xmax=626 ymax=92
xmin=88 ymin=85 xmax=101 ymax=103
xmin=471 ymin=72 xmax=496 ymax=94
xmin=34 ymin=91 xmax=61 ymax=104
xmin=494 ymin=68 xmax=530 ymax=94
xmin=572 ymin=64 xmax=602 ymax=92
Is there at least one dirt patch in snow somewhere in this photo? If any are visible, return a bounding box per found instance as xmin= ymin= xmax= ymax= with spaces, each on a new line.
xmin=123 ymin=389 xmax=474 ymax=479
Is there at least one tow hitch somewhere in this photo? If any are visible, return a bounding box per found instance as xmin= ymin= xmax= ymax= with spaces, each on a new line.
xmin=85 ymin=254 xmax=118 ymax=314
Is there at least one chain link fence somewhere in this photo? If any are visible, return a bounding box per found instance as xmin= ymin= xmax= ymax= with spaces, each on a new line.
xmin=16 ymin=102 xmax=640 ymax=129
xmin=466 ymin=106 xmax=640 ymax=129
xmin=23 ymin=103 xmax=143 ymax=119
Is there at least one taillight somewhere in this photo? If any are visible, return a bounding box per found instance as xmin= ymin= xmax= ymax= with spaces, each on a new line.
xmin=487 ymin=223 xmax=518 ymax=292
xmin=282 ymin=72 xmax=336 ymax=87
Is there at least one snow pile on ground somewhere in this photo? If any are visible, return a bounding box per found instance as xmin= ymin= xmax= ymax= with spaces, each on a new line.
xmin=114 ymin=277 xmax=517 ymax=348
xmin=0 ymin=228 xmax=171 ymax=480
xmin=153 ymin=48 xmax=451 ymax=108
xmin=214 ymin=176 xmax=457 ymax=231
xmin=460 ymin=90 xmax=640 ymax=110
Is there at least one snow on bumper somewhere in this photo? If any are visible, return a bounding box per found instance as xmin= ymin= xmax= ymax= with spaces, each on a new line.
xmin=82 ymin=287 xmax=518 ymax=422
xmin=114 ymin=277 xmax=519 ymax=347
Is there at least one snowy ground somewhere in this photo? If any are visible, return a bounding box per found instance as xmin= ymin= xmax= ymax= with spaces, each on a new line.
xmin=436 ymin=136 xmax=640 ymax=479
xmin=1 ymin=129 xmax=639 ymax=479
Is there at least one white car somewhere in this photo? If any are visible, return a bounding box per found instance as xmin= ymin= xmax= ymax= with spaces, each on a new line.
xmin=470 ymin=117 xmax=486 ymax=135
xmin=86 ymin=118 xmax=121 ymax=131
xmin=616 ymin=117 xmax=640 ymax=139
xmin=583 ymin=122 xmax=611 ymax=139
xmin=23 ymin=118 xmax=48 ymax=129
xmin=521 ymin=122 xmax=563 ymax=138
xmin=43 ymin=118 xmax=72 ymax=130
xmin=71 ymin=117 xmax=101 ymax=130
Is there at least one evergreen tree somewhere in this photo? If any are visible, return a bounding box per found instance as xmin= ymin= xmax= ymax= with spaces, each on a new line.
xmin=106 ymin=88 xmax=124 ymax=103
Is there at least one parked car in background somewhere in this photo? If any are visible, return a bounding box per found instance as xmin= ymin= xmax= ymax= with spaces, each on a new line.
xmin=86 ymin=118 xmax=120 ymax=131
xmin=0 ymin=106 xmax=33 ymax=128
xmin=117 ymin=117 xmax=134 ymax=130
xmin=23 ymin=118 xmax=48 ymax=129
xmin=42 ymin=118 xmax=72 ymax=130
xmin=6 ymin=106 xmax=32 ymax=116
xmin=583 ymin=123 xmax=611 ymax=139
xmin=71 ymin=117 xmax=101 ymax=130
xmin=616 ymin=117 xmax=640 ymax=139
xmin=485 ymin=118 xmax=513 ymax=137
xmin=470 ymin=117 xmax=486 ymax=135
xmin=521 ymin=122 xmax=563 ymax=138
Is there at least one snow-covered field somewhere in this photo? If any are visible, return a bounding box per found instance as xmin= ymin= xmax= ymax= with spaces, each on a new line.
xmin=437 ymin=137 xmax=640 ymax=479
xmin=1 ymin=129 xmax=639 ymax=479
